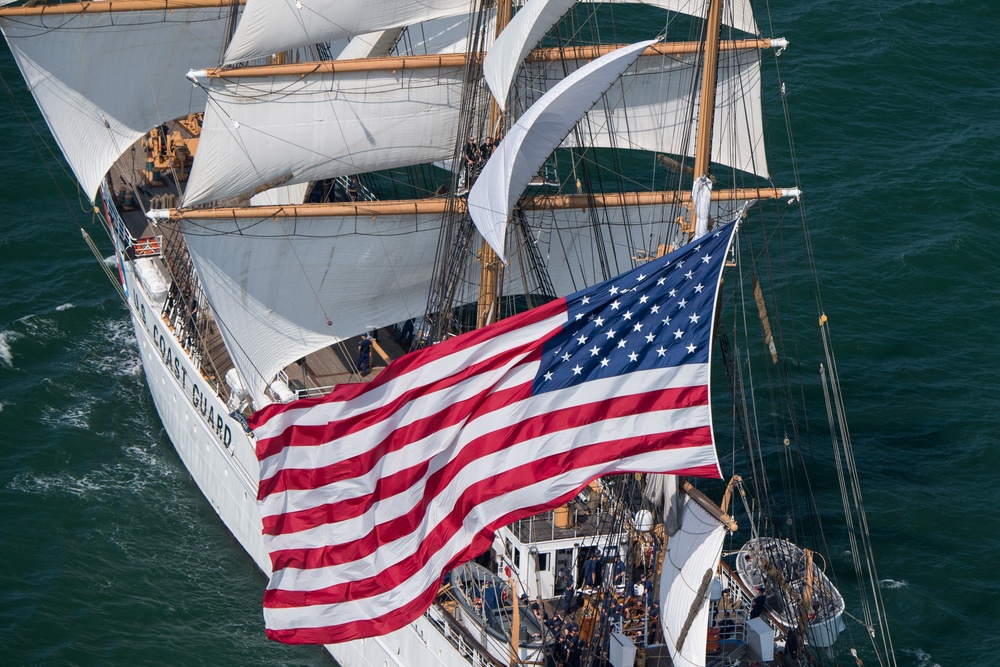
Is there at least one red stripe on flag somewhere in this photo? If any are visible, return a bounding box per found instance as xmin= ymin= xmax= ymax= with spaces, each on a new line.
xmin=264 ymin=577 xmax=445 ymax=645
xmin=260 ymin=383 xmax=709 ymax=538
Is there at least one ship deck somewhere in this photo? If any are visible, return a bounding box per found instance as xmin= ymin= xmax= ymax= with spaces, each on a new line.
xmin=106 ymin=118 xmax=408 ymax=407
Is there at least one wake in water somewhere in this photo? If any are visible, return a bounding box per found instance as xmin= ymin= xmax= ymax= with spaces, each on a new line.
xmin=6 ymin=426 xmax=176 ymax=499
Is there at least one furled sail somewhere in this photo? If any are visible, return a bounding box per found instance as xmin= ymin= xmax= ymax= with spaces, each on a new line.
xmin=536 ymin=203 xmax=750 ymax=295
xmin=180 ymin=212 xmax=456 ymax=401
xmin=0 ymin=8 xmax=232 ymax=201
xmin=659 ymin=496 xmax=728 ymax=667
xmin=183 ymin=66 xmax=464 ymax=207
xmin=468 ymin=40 xmax=656 ymax=260
xmin=484 ymin=0 xmax=758 ymax=110
xmin=223 ymin=0 xmax=474 ymax=65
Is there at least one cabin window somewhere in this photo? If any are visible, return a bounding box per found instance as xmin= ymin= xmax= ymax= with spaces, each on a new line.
xmin=513 ymin=547 xmax=521 ymax=568
xmin=537 ymin=552 xmax=550 ymax=571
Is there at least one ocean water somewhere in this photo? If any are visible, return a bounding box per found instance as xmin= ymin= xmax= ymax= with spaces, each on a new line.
xmin=0 ymin=1 xmax=997 ymax=666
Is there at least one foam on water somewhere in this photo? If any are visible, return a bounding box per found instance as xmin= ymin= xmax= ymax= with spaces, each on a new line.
xmin=81 ymin=315 xmax=140 ymax=378
xmin=880 ymin=578 xmax=908 ymax=590
xmin=910 ymin=648 xmax=942 ymax=667
xmin=7 ymin=470 xmax=106 ymax=498
xmin=15 ymin=312 xmax=59 ymax=341
xmin=39 ymin=401 xmax=93 ymax=430
xmin=7 ymin=434 xmax=179 ymax=500
xmin=0 ymin=329 xmax=20 ymax=367
xmin=55 ymin=303 xmax=74 ymax=311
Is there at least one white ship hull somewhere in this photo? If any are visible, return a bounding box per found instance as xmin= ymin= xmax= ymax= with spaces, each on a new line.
xmin=120 ymin=253 xmax=474 ymax=667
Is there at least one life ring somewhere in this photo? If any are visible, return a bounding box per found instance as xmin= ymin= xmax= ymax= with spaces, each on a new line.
xmin=134 ymin=237 xmax=161 ymax=257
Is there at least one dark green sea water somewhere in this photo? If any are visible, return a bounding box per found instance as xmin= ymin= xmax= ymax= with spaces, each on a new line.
xmin=1 ymin=1 xmax=997 ymax=665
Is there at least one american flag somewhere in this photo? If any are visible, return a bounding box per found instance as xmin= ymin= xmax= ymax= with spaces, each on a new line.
xmin=249 ymin=220 xmax=738 ymax=644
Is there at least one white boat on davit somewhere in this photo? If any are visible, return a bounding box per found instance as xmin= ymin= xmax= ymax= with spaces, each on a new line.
xmin=735 ymin=537 xmax=847 ymax=648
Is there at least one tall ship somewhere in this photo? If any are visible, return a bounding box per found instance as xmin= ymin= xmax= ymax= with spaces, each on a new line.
xmin=1 ymin=1 xmax=898 ymax=666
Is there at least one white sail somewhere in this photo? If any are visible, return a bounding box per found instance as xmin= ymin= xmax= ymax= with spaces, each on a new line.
xmin=224 ymin=0 xmax=474 ymax=65
xmin=483 ymin=0 xmax=577 ymax=110
xmin=249 ymin=183 xmax=310 ymax=207
xmin=394 ymin=12 xmax=494 ymax=55
xmin=186 ymin=44 xmax=763 ymax=206
xmin=469 ymin=40 xmax=655 ymax=260
xmin=178 ymin=195 xmax=745 ymax=401
xmin=627 ymin=0 xmax=757 ymax=35
xmin=527 ymin=47 xmax=768 ymax=178
xmin=484 ymin=0 xmax=758 ymax=110
xmin=338 ymin=32 xmax=397 ymax=60
xmin=0 ymin=8 xmax=231 ymax=201
xmin=181 ymin=213 xmax=455 ymax=401
xmin=659 ymin=497 xmax=728 ymax=667
xmin=182 ymin=66 xmax=464 ymax=207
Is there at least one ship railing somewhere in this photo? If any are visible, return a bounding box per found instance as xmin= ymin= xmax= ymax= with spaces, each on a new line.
xmin=712 ymin=608 xmax=751 ymax=645
xmin=290 ymin=382 xmax=338 ymax=400
xmin=156 ymin=231 xmax=234 ymax=402
xmin=424 ymin=602 xmax=507 ymax=667
xmin=507 ymin=489 xmax=613 ymax=543
xmin=336 ymin=174 xmax=376 ymax=202
xmin=100 ymin=181 xmax=136 ymax=250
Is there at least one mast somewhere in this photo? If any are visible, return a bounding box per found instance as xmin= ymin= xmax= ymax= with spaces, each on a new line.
xmin=690 ymin=0 xmax=726 ymax=233
xmin=477 ymin=0 xmax=513 ymax=330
